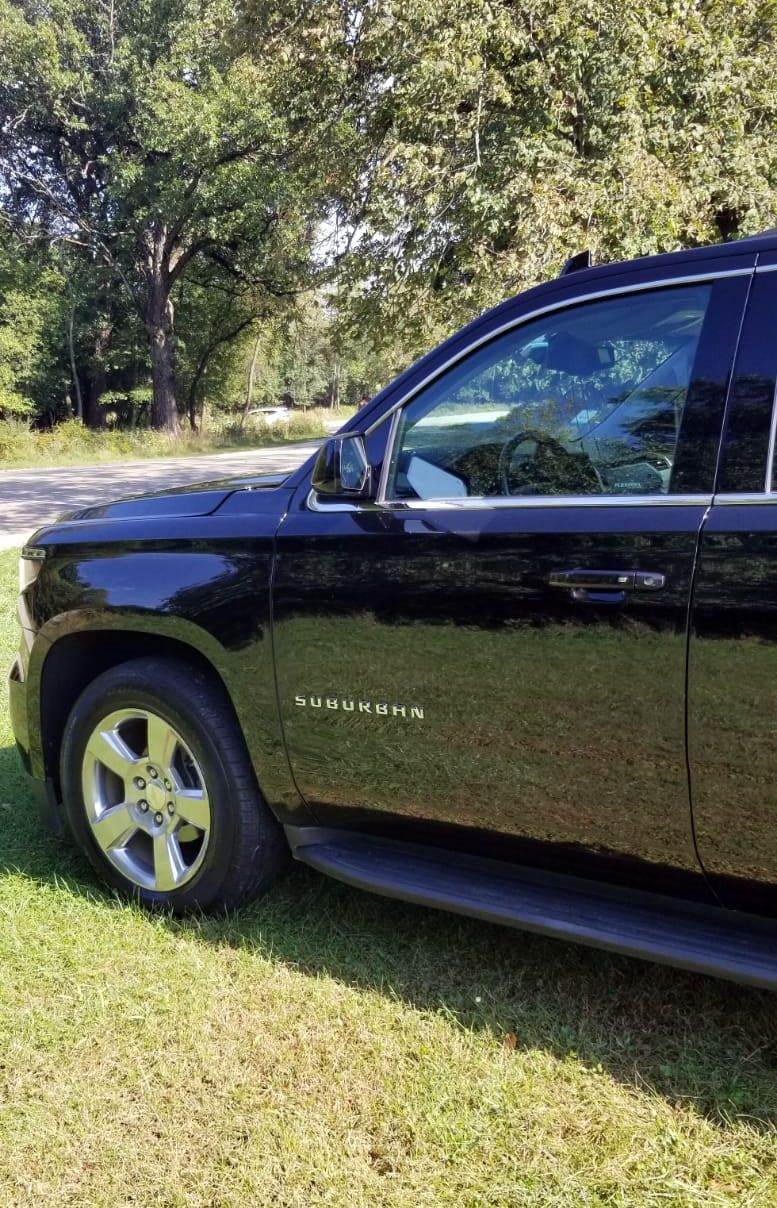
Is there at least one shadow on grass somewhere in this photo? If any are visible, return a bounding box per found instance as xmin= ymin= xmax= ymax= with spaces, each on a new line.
xmin=1 ymin=741 xmax=776 ymax=1130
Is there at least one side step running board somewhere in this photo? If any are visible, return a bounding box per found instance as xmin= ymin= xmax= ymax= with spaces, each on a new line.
xmin=285 ymin=827 xmax=777 ymax=990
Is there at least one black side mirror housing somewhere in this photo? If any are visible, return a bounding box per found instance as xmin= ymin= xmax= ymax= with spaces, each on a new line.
xmin=311 ymin=433 xmax=375 ymax=499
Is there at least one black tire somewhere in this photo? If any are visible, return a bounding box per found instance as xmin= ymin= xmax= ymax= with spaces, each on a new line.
xmin=59 ymin=656 xmax=289 ymax=911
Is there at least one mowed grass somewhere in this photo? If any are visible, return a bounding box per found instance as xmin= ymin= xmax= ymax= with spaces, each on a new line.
xmin=0 ymin=551 xmax=777 ymax=1205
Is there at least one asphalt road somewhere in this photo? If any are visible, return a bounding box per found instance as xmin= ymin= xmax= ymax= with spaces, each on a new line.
xmin=0 ymin=440 xmax=322 ymax=547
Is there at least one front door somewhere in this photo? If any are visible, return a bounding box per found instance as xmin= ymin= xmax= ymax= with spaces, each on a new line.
xmin=273 ymin=273 xmax=748 ymax=891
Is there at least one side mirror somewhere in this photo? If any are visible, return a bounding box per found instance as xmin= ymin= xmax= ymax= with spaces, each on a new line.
xmin=311 ymin=433 xmax=375 ymax=499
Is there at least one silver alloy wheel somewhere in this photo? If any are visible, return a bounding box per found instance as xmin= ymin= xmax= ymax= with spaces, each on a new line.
xmin=81 ymin=708 xmax=211 ymax=893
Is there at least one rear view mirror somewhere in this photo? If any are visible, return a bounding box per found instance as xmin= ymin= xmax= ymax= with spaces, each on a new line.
xmin=311 ymin=433 xmax=375 ymax=499
xmin=542 ymin=332 xmax=616 ymax=375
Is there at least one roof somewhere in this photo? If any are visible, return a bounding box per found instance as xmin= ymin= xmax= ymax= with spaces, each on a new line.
xmin=564 ymin=227 xmax=777 ymax=286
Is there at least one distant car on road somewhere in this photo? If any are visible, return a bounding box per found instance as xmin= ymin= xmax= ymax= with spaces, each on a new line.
xmin=11 ymin=229 xmax=777 ymax=990
xmin=247 ymin=406 xmax=291 ymax=426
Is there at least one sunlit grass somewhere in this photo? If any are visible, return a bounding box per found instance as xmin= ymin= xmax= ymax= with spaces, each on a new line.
xmin=0 ymin=548 xmax=775 ymax=1205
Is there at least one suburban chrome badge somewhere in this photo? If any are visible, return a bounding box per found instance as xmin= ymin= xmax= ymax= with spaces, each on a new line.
xmin=294 ymin=694 xmax=424 ymax=719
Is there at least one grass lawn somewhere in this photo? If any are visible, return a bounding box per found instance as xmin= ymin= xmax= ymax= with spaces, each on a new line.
xmin=0 ymin=548 xmax=776 ymax=1205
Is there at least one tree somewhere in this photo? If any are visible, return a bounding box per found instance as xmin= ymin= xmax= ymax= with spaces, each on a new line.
xmin=175 ymin=264 xmax=266 ymax=430
xmin=5 ymin=0 xmax=776 ymax=434
xmin=0 ymin=0 xmax=330 ymax=430
xmin=328 ymin=0 xmax=777 ymax=359
xmin=0 ymin=233 xmax=68 ymax=420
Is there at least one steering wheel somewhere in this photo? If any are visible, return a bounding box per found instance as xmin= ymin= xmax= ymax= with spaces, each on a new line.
xmin=497 ymin=429 xmax=602 ymax=496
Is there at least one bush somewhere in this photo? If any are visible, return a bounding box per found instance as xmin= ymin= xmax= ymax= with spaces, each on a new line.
xmin=0 ymin=409 xmax=354 ymax=469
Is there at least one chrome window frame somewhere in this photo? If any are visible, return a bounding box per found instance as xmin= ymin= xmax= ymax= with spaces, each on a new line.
xmin=713 ymin=493 xmax=777 ymax=506
xmin=308 ymin=266 xmax=755 ymax=514
xmin=765 ymin=380 xmax=777 ymax=494
xmin=306 ymin=489 xmax=715 ymax=512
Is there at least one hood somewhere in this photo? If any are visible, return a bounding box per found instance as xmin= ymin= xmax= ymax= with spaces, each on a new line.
xmin=59 ymin=471 xmax=290 ymax=523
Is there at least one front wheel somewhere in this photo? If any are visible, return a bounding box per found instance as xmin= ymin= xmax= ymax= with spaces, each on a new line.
xmin=60 ymin=656 xmax=288 ymax=911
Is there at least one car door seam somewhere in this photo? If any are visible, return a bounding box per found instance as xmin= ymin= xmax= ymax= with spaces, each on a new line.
xmin=683 ymin=501 xmax=723 ymax=906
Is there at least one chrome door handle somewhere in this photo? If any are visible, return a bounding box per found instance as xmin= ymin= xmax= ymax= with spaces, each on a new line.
xmin=549 ymin=569 xmax=666 ymax=593
xmin=634 ymin=571 xmax=666 ymax=591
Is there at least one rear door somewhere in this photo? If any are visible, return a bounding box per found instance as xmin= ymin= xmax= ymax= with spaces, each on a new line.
xmin=274 ymin=267 xmax=750 ymax=893
xmin=688 ymin=266 xmax=777 ymax=913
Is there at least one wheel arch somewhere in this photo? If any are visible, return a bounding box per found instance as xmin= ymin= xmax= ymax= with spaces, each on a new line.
xmin=34 ymin=625 xmax=244 ymax=802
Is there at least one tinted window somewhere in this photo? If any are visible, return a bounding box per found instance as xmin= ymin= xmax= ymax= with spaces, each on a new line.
xmin=387 ymin=285 xmax=712 ymax=500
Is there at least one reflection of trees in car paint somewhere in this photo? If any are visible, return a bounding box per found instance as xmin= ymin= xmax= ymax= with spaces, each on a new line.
xmin=689 ymin=521 xmax=777 ymax=912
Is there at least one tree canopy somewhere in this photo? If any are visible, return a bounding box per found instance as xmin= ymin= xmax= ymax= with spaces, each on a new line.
xmin=330 ymin=0 xmax=777 ymax=356
xmin=0 ymin=0 xmax=775 ymax=430
xmin=0 ymin=0 xmax=335 ymax=429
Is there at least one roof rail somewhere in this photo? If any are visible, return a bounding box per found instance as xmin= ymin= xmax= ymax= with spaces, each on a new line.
xmin=560 ymin=250 xmax=592 ymax=276
xmin=736 ymin=228 xmax=777 ymax=242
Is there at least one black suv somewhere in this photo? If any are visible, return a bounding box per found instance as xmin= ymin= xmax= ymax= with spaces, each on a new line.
xmin=11 ymin=232 xmax=777 ymax=989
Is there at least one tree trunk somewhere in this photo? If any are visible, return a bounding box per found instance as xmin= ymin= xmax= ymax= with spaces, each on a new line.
xmin=187 ymin=389 xmax=198 ymax=432
xmin=148 ymin=294 xmax=179 ymax=433
xmin=187 ymin=363 xmax=201 ymax=431
xmin=67 ymin=302 xmax=83 ymax=421
xmin=329 ymin=358 xmax=340 ymax=409
xmin=60 ymin=244 xmax=83 ymax=422
xmin=83 ymin=370 xmax=105 ymax=428
xmin=241 ymin=330 xmax=262 ymax=428
xmin=144 ymin=225 xmax=179 ymax=434
xmin=82 ymin=321 xmax=112 ymax=428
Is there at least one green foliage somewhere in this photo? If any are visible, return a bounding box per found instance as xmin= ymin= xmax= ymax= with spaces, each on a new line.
xmin=0 ymin=241 xmax=67 ymax=419
xmin=331 ymin=0 xmax=777 ymax=358
xmin=1 ymin=1 xmax=777 ymax=436
xmin=0 ymin=409 xmax=345 ymax=468
xmin=0 ymin=0 xmax=340 ymax=429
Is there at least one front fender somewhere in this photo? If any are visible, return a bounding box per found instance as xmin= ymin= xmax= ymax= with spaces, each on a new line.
xmin=25 ymin=538 xmax=305 ymax=823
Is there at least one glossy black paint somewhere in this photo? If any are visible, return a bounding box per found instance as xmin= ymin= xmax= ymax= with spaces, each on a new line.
xmin=685 ymin=257 xmax=777 ymax=915
xmin=13 ymin=232 xmax=777 ymax=965
xmin=272 ymin=271 xmax=747 ymax=898
xmin=688 ymin=510 xmax=777 ymax=914
xmin=272 ymin=497 xmax=710 ymax=895
xmin=716 ymin=271 xmax=777 ymax=494
xmin=21 ymin=483 xmax=305 ymax=822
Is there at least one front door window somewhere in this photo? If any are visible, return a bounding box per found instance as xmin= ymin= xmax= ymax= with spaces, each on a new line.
xmin=387 ymin=284 xmax=712 ymax=501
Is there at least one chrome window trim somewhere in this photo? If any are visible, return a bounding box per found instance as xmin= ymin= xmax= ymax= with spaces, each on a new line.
xmin=394 ymin=493 xmax=713 ymax=510
xmin=713 ymin=492 xmax=777 ymax=506
xmin=306 ymin=488 xmax=712 ymax=514
xmin=307 ymin=490 xmax=366 ymax=513
xmin=376 ymin=407 xmax=401 ymax=502
xmin=766 ymin=382 xmax=777 ymax=494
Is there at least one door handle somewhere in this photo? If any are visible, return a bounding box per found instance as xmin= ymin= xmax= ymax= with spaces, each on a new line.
xmin=549 ymin=569 xmax=666 ymax=593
